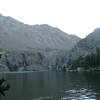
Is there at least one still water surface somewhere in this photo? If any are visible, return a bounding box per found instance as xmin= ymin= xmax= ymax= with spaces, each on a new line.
xmin=0 ymin=71 xmax=100 ymax=100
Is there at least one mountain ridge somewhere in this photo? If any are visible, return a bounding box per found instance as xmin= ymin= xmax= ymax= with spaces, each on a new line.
xmin=0 ymin=14 xmax=80 ymax=51
xmin=70 ymin=28 xmax=100 ymax=60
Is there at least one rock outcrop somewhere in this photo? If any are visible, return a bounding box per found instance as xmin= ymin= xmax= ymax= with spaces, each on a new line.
xmin=0 ymin=50 xmax=67 ymax=72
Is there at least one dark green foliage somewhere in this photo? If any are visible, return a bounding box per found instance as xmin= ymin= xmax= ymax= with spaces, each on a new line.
xmin=70 ymin=48 xmax=100 ymax=70
xmin=0 ymin=78 xmax=10 ymax=96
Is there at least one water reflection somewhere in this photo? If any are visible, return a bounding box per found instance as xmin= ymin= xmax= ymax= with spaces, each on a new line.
xmin=0 ymin=72 xmax=100 ymax=100
xmin=61 ymin=88 xmax=96 ymax=100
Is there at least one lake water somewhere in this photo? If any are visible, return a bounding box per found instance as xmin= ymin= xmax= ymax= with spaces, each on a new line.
xmin=0 ymin=71 xmax=100 ymax=100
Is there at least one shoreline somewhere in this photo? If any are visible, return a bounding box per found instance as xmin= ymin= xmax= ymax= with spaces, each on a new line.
xmin=0 ymin=70 xmax=48 ymax=74
xmin=0 ymin=69 xmax=100 ymax=74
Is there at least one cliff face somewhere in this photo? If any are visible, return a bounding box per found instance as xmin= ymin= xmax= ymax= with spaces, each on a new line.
xmin=0 ymin=51 xmax=43 ymax=72
xmin=0 ymin=50 xmax=67 ymax=72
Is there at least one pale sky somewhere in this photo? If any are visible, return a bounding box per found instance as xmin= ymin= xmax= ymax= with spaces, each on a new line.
xmin=0 ymin=0 xmax=100 ymax=38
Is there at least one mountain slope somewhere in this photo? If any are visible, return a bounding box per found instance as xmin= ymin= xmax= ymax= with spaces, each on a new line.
xmin=0 ymin=14 xmax=80 ymax=51
xmin=70 ymin=28 xmax=100 ymax=59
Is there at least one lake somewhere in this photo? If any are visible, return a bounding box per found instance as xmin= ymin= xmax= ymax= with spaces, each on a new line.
xmin=0 ymin=71 xmax=100 ymax=100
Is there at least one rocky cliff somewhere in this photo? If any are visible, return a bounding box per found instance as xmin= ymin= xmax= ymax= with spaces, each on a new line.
xmin=0 ymin=50 xmax=67 ymax=72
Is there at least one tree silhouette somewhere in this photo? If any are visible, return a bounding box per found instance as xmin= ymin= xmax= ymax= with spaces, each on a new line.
xmin=70 ymin=48 xmax=100 ymax=70
xmin=0 ymin=78 xmax=10 ymax=96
